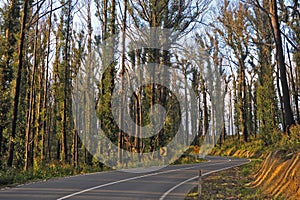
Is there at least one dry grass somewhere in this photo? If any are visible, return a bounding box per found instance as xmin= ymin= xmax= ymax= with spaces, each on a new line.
xmin=185 ymin=160 xmax=272 ymax=200
xmin=251 ymin=151 xmax=300 ymax=200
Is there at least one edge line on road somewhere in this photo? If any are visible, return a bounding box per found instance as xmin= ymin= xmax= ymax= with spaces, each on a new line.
xmin=159 ymin=159 xmax=251 ymax=200
xmin=57 ymin=158 xmax=231 ymax=200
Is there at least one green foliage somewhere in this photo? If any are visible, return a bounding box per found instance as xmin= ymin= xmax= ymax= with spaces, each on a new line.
xmin=98 ymin=63 xmax=118 ymax=143
xmin=0 ymin=168 xmax=33 ymax=186
xmin=276 ymin=125 xmax=300 ymax=152
xmin=256 ymin=67 xmax=278 ymax=146
xmin=212 ymin=135 xmax=267 ymax=158
xmin=171 ymin=154 xmax=205 ymax=165
xmin=0 ymin=161 xmax=110 ymax=187
xmin=212 ymin=125 xmax=300 ymax=159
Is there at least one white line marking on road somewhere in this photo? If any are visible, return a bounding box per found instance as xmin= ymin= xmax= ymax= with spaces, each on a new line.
xmin=159 ymin=159 xmax=251 ymax=200
xmin=57 ymin=159 xmax=228 ymax=200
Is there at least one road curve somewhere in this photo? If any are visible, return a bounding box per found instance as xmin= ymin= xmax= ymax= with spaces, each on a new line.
xmin=0 ymin=156 xmax=249 ymax=200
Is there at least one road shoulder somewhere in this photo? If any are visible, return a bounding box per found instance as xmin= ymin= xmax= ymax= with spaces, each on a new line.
xmin=185 ymin=159 xmax=272 ymax=199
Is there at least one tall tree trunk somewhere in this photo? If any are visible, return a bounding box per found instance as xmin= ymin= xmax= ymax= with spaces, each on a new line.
xmin=238 ymin=62 xmax=248 ymax=142
xmin=44 ymin=0 xmax=52 ymax=161
xmin=118 ymin=0 xmax=128 ymax=165
xmin=61 ymin=0 xmax=72 ymax=163
xmin=270 ymin=0 xmax=295 ymax=130
xmin=85 ymin=0 xmax=93 ymax=166
xmin=8 ymin=0 xmax=29 ymax=167
xmin=201 ymin=75 xmax=208 ymax=136
xmin=184 ymin=69 xmax=189 ymax=146
xmin=53 ymin=31 xmax=60 ymax=161
xmin=24 ymin=20 xmax=39 ymax=170
xmin=286 ymin=43 xmax=299 ymax=123
xmin=136 ymin=50 xmax=142 ymax=162
xmin=229 ymin=88 xmax=234 ymax=136
xmin=33 ymin=8 xmax=41 ymax=170
xmin=253 ymin=84 xmax=257 ymax=137
xmin=242 ymin=66 xmax=248 ymax=142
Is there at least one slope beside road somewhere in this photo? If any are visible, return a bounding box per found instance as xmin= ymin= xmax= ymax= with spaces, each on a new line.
xmin=0 ymin=156 xmax=249 ymax=200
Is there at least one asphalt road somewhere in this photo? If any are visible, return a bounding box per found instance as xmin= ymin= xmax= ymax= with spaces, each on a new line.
xmin=0 ymin=156 xmax=249 ymax=200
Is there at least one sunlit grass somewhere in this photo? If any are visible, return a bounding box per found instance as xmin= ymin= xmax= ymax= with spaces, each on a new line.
xmin=185 ymin=160 xmax=273 ymax=200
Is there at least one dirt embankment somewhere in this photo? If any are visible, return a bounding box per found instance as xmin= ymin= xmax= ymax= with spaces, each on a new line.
xmin=251 ymin=151 xmax=300 ymax=199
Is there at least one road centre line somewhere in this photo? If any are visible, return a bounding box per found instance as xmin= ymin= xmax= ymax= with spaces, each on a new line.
xmin=159 ymin=159 xmax=251 ymax=200
xmin=57 ymin=159 xmax=231 ymax=200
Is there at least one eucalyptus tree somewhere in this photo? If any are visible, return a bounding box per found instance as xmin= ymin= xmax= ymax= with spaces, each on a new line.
xmin=269 ymin=0 xmax=295 ymax=130
xmin=249 ymin=0 xmax=278 ymax=145
xmin=216 ymin=1 xmax=250 ymax=142
xmin=0 ymin=0 xmax=20 ymax=167
xmin=284 ymin=0 xmax=300 ymax=124
xmin=94 ymin=0 xmax=119 ymax=164
xmin=8 ymin=0 xmax=30 ymax=167
xmin=127 ymin=0 xmax=210 ymax=154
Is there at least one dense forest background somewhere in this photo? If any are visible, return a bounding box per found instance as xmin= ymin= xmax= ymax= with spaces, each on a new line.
xmin=0 ymin=0 xmax=299 ymax=174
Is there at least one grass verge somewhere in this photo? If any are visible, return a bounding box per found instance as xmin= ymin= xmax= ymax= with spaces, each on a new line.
xmin=185 ymin=159 xmax=282 ymax=200
xmin=0 ymin=163 xmax=111 ymax=188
